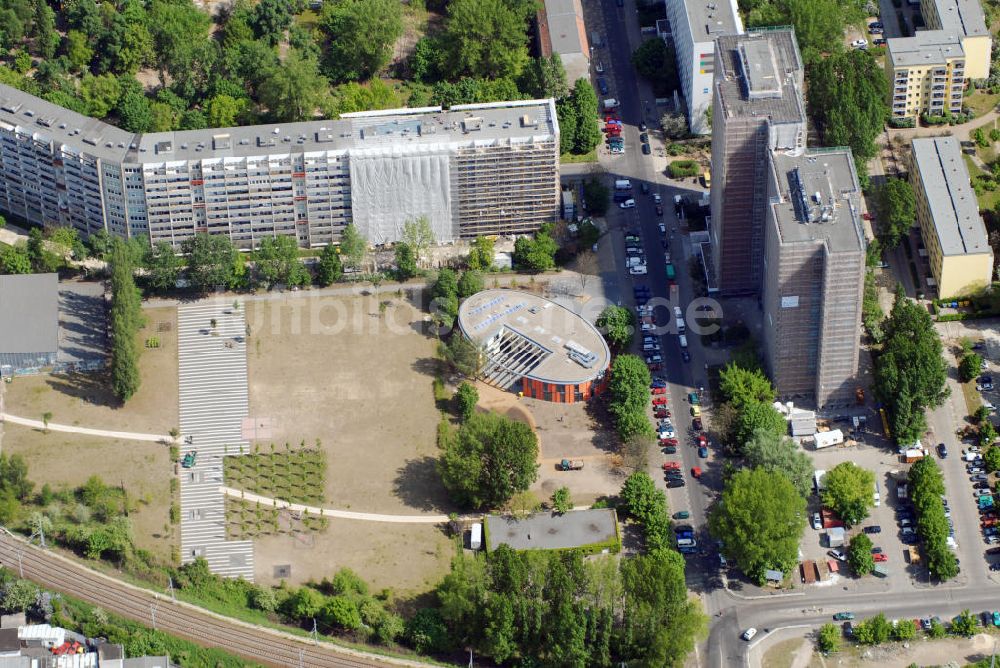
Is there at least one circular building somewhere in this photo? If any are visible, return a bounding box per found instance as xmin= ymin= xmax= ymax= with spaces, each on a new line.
xmin=457 ymin=289 xmax=610 ymax=403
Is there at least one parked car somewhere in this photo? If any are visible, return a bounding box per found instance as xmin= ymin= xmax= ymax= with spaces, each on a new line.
xmin=850 ymin=38 xmax=868 ymax=48
xmin=873 ymin=553 xmax=888 ymax=562
xmin=620 ymin=199 xmax=636 ymax=209
xmin=656 ymin=204 xmax=664 ymax=216
xmin=863 ymin=525 xmax=882 ymax=534
xmin=833 ymin=612 xmax=855 ymax=621
xmin=870 ymin=547 xmax=883 ymax=554
xmin=673 ymin=511 xmax=690 ymax=520
xmin=641 ymin=143 xmax=651 ymax=155
xmin=990 ymin=563 xmax=1000 ymax=572
xmin=662 ymin=445 xmax=677 ymax=454
xmin=741 ymin=628 xmax=757 ymax=641
xmin=698 ymin=446 xmax=708 ymax=458
xmin=969 ymin=466 xmax=984 ymax=474
xmin=650 ymin=378 xmax=667 ymax=388
xmin=977 ymin=383 xmax=994 ymax=392
xmin=681 ymin=350 xmax=691 ymax=362
xmin=812 ymin=512 xmax=823 ymax=530
xmin=666 ymin=479 xmax=686 ymax=488
xmin=938 ymin=443 xmax=948 ymax=458
xmin=828 ymin=549 xmax=847 ymax=562
xmin=692 ymin=417 xmax=703 ymax=431
xmin=872 ymin=37 xmax=886 ymax=46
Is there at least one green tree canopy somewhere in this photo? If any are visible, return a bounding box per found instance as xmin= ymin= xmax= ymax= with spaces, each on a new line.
xmin=874 ymin=178 xmax=916 ymax=249
xmin=253 ymin=235 xmax=309 ymax=287
xmin=733 ymin=401 xmax=787 ymax=452
xmin=608 ymin=355 xmax=654 ymax=441
xmin=438 ymin=411 xmax=539 ymax=509
xmin=744 ymin=0 xmax=863 ymax=65
xmin=338 ymin=224 xmax=367 ymax=270
xmin=817 ymin=623 xmax=840 ymax=653
xmin=467 ymin=236 xmax=495 ymax=271
xmin=742 ymin=429 xmax=814 ymax=498
xmin=259 ymin=48 xmax=329 ymax=122
xmin=315 ymin=244 xmax=343 ymax=287
xmin=143 ymin=241 xmax=182 ymax=293
xmin=596 ymin=305 xmax=635 ymax=350
xmin=630 ymin=38 xmax=678 ymax=96
xmin=394 ymin=242 xmax=417 ymax=281
xmin=454 ymin=382 xmax=478 ymax=421
xmin=719 ymin=363 xmax=775 ymax=408
xmin=847 ymin=532 xmax=874 ymax=576
xmin=822 ymin=462 xmax=876 ymax=526
xmin=512 ymin=224 xmax=558 ymax=272
xmin=457 ymin=270 xmax=483 ymax=299
xmin=440 ymin=0 xmax=530 ymax=80
xmin=960 ymin=352 xmax=984 ymax=383
xmin=320 ymin=0 xmax=403 ymax=82
xmin=569 ymin=78 xmax=601 ymax=154
xmin=181 ymin=234 xmax=239 ymax=293
xmin=709 ymin=467 xmax=806 ymax=584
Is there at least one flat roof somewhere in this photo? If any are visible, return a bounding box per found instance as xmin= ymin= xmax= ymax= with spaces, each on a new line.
xmin=0 ymin=273 xmax=58 ymax=354
xmin=715 ymin=29 xmax=805 ymax=125
xmin=887 ymin=30 xmax=964 ymax=67
xmin=679 ymin=0 xmax=742 ymax=44
xmin=911 ymin=136 xmax=991 ymax=256
xmin=457 ymin=289 xmax=610 ymax=386
xmin=486 ymin=508 xmax=618 ymax=551
xmin=0 ymin=83 xmax=557 ymax=164
xmin=542 ymin=0 xmax=588 ymax=57
xmin=934 ymin=0 xmax=989 ymax=37
xmin=769 ymin=149 xmax=865 ymax=253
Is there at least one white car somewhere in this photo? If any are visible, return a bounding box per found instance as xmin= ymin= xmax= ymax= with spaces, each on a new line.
xmin=629 ymin=265 xmax=648 ymax=275
xmin=812 ymin=512 xmax=822 ymax=530
xmin=851 ymin=39 xmax=868 ymax=48
xmin=658 ymin=223 xmax=666 ymax=234
xmin=742 ymin=628 xmax=757 ymax=641
xmin=595 ymin=61 xmax=604 ymax=73
xmin=620 ymin=199 xmax=636 ymax=209
xmin=659 ymin=427 xmax=676 ymax=439
xmin=652 ymin=194 xmax=662 ymax=204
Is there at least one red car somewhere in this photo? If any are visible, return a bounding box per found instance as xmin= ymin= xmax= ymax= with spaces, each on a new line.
xmin=662 ymin=461 xmax=680 ymax=470
xmin=873 ymin=553 xmax=888 ymax=563
xmin=862 ymin=212 xmax=874 ymax=221
xmin=691 ymin=467 xmax=703 ymax=479
xmin=651 ymin=386 xmax=666 ymax=395
xmin=654 ymin=408 xmax=671 ymax=419
xmin=652 ymin=396 xmax=668 ymax=406
xmin=696 ymin=434 xmax=708 ymax=447
xmin=648 ymin=363 xmax=663 ymax=371
xmin=660 ymin=438 xmax=679 ymax=447
xmin=692 ymin=417 xmax=703 ymax=431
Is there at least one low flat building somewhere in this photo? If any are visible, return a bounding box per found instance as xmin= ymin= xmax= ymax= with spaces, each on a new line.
xmin=910 ymin=136 xmax=993 ymax=297
xmin=0 ymin=273 xmax=58 ymax=376
xmin=538 ymin=0 xmax=590 ymax=84
xmin=762 ymin=149 xmax=866 ymax=409
xmin=485 ymin=508 xmax=619 ymax=552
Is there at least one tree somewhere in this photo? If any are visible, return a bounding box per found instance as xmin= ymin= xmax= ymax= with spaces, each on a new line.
xmin=555 ymin=97 xmax=578 ymax=155
xmin=980 ymin=421 xmax=998 ymax=447
xmin=143 ymin=241 xmax=182 ymax=293
xmin=908 ymin=458 xmax=958 ymax=580
xmin=454 ymin=382 xmax=478 ymax=421
xmin=875 ymin=179 xmax=917 ymax=249
xmin=745 ymin=0 xmax=862 ymax=65
xmin=608 ymin=355 xmax=654 ymax=441
xmin=148 ymin=0 xmax=213 ymax=97
xmin=854 ymin=612 xmax=892 ymax=645
xmin=1 ymin=579 xmax=38 ymax=614
xmin=467 ymin=236 xmax=494 ymax=271
xmin=438 ymin=411 xmax=539 ymax=509
xmin=743 ymin=429 xmax=814 ymax=498
xmin=251 ymin=0 xmax=293 ymax=46
xmin=984 ymin=446 xmax=1000 ymax=473
xmin=206 ymin=94 xmax=244 ymax=128
xmin=806 ymin=49 xmax=888 ymax=175
xmin=109 ymin=240 xmax=142 ymax=402
xmin=394 ymin=242 xmax=417 ymax=281
xmin=116 ymin=87 xmax=152 ymax=133
xmin=582 ymin=179 xmax=610 ymax=216
xmin=401 ymin=217 xmax=435 ymax=267
xmin=951 ymin=609 xmax=979 ymax=637
xmin=719 ymin=364 xmax=775 ymax=408
xmin=733 ymin=401 xmax=787 ymax=451
xmin=253 ymin=235 xmax=308 ymax=288
xmin=441 ymin=335 xmax=483 ymax=377
xmin=338 ymin=224 xmax=367 ymax=271
xmin=79 ymin=73 xmax=121 ymax=118
xmin=320 ymin=0 xmax=403 ymax=82
xmin=822 ymin=463 xmax=875 ymax=526
xmin=960 ymin=353 xmax=984 ymax=383
xmin=320 ymin=596 xmax=362 ymax=631
xmin=596 ymin=305 xmax=635 ymax=350
xmin=517 ymin=54 xmax=568 ymax=100
xmin=874 ymin=289 xmax=949 ymax=444
xmin=280 ymin=586 xmax=325 ymax=620
xmin=258 ymin=48 xmax=329 ymax=122
xmin=181 ymin=234 xmax=239 ymax=293
xmin=32 ymin=2 xmax=58 ymax=60
xmin=512 ymin=224 xmax=558 ymax=272
xmin=892 ymin=618 xmax=917 ymax=641
xmin=817 ymin=623 xmax=840 ymax=654
xmin=315 ymin=244 xmax=343 ymax=287
xmin=457 ymin=270 xmax=483 ymax=299
xmin=326 ymin=79 xmax=402 ymax=116
xmin=570 ymin=78 xmax=601 ymax=154
xmin=551 ymin=487 xmax=572 ymax=514
xmin=0 ymin=244 xmax=31 ymax=274
xmin=847 ymin=532 xmax=875 ymax=576
xmin=441 ymin=0 xmax=530 ymax=80
xmin=630 ymin=38 xmax=678 ymax=96
xmin=709 ymin=468 xmax=805 ymax=584
xmin=661 ymin=111 xmax=689 ymax=139
xmin=430 ymin=268 xmax=459 ymax=330
xmin=928 ymin=618 xmax=946 ymax=638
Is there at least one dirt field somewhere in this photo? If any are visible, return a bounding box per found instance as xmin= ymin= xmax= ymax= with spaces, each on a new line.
xmin=475 ymin=385 xmax=625 ymax=508
xmin=253 ymin=519 xmax=454 ymax=596
xmin=762 ymin=632 xmax=1000 ymax=668
xmin=2 ymin=423 xmax=173 ymax=560
xmin=3 ymin=306 xmax=178 ymax=434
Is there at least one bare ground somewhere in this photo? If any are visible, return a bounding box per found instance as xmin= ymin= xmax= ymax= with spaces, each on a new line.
xmin=3 ymin=306 xmax=178 ymax=435
xmin=763 ymin=632 xmax=1000 ymax=668
xmin=2 ymin=423 xmax=173 ymax=560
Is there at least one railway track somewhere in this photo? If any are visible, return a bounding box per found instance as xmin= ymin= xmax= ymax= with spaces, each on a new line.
xmin=0 ymin=533 xmax=423 ymax=668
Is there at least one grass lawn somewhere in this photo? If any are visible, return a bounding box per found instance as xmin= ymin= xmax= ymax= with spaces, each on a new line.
xmin=961 ymin=379 xmax=983 ymax=417
xmin=962 ymin=153 xmax=1000 ymax=212
xmin=965 ymin=91 xmax=1000 ymax=117
xmin=561 ymin=150 xmax=598 ymax=164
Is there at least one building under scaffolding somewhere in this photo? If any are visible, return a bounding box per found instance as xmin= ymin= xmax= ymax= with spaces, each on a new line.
xmin=456 ymin=289 xmax=609 ymax=403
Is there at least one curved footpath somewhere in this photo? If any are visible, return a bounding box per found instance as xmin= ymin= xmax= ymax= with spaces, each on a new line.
xmin=0 ymin=413 xmax=170 ymax=443
xmin=0 ymin=529 xmax=426 ymax=668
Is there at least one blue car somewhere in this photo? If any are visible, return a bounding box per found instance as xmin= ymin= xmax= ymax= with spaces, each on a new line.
xmin=698 ymin=446 xmax=708 ymax=458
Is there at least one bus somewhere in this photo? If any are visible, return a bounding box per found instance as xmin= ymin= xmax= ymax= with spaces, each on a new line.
xmin=665 ymin=263 xmax=676 ymax=280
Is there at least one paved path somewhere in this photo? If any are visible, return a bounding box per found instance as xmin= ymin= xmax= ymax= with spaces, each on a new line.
xmin=177 ymin=301 xmax=254 ymax=579
xmin=0 ymin=413 xmax=169 ymax=442
xmin=889 ymin=107 xmax=1000 ymax=143
xmin=219 ymin=488 xmax=459 ymax=524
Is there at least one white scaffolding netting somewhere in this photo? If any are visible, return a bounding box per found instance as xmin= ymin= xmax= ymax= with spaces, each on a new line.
xmin=348 ymin=147 xmax=457 ymax=244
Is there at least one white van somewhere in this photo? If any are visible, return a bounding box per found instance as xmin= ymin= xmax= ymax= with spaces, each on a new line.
xmin=676 ymin=318 xmax=686 ymax=333
xmin=619 ymin=199 xmax=636 ymax=209
xmin=679 ymin=334 xmax=688 ymax=348
xmin=677 ymin=537 xmax=696 ymax=548
xmin=615 ymin=179 xmax=632 ymax=191
xmin=873 ymin=481 xmax=881 ymax=507
xmin=673 ymin=306 xmax=683 ymax=319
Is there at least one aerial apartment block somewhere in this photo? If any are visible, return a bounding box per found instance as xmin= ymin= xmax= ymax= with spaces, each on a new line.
xmin=709 ymin=28 xmax=806 ymax=294
xmin=663 ymin=0 xmax=743 ymax=135
xmin=886 ymin=0 xmax=990 ymax=121
xmin=761 ymin=149 xmax=866 ymax=409
xmin=0 ymin=84 xmax=560 ymax=250
xmin=910 ymin=136 xmax=994 ymax=298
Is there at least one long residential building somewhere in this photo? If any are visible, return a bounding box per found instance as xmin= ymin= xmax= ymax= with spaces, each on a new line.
xmin=709 ymin=28 xmax=806 ymax=294
xmin=910 ymin=136 xmax=994 ymax=298
xmin=886 ymin=0 xmax=990 ymax=121
xmin=762 ymin=148 xmax=866 ymax=409
xmin=0 ymin=84 xmax=560 ymax=249
xmin=664 ymin=0 xmax=743 ymax=136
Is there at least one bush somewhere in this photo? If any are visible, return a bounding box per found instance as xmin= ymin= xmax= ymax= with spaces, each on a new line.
xmin=960 ymin=353 xmax=983 ymax=382
xmin=817 ymin=623 xmax=840 ymax=653
xmin=405 ymin=608 xmax=451 ymax=654
xmin=454 ymin=382 xmax=479 ymax=421
xmin=668 ymin=160 xmax=700 ymax=178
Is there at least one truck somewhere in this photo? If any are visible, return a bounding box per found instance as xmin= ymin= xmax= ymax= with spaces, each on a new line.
xmin=559 ymin=459 xmax=584 ymax=470
xmin=897 ymin=482 xmax=908 ymax=501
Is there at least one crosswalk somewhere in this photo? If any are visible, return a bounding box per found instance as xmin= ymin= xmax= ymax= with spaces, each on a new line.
xmin=177 ymin=301 xmax=254 ymax=580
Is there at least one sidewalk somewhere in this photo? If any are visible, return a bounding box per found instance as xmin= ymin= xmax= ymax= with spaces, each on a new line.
xmin=0 ymin=412 xmax=169 ymax=443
